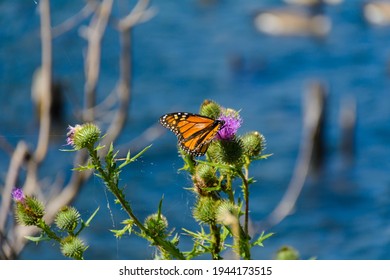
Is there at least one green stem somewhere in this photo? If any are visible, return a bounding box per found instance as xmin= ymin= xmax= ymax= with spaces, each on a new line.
xmin=225 ymin=173 xmax=235 ymax=203
xmin=37 ymin=219 xmax=61 ymax=242
xmin=237 ymin=168 xmax=249 ymax=237
xmin=88 ymin=147 xmax=186 ymax=260
xmin=210 ymin=223 xmax=222 ymax=260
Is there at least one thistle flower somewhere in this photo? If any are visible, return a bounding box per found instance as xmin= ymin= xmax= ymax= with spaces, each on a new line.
xmin=216 ymin=109 xmax=242 ymax=140
xmin=192 ymin=163 xmax=219 ymax=196
xmin=66 ymin=124 xmax=82 ymax=147
xmin=55 ymin=206 xmax=81 ymax=232
xmin=11 ymin=188 xmax=25 ymax=204
xmin=66 ymin=123 xmax=101 ymax=150
xmin=13 ymin=190 xmax=45 ymax=226
xmin=61 ymin=236 xmax=88 ymax=260
xmin=144 ymin=213 xmax=169 ymax=238
xmin=242 ymin=131 xmax=266 ymax=157
xmin=199 ymin=100 xmax=222 ymax=119
xmin=275 ymin=246 xmax=300 ymax=260
xmin=193 ymin=196 xmax=220 ymax=225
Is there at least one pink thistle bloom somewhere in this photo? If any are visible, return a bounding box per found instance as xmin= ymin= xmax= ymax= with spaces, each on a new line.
xmin=66 ymin=124 xmax=81 ymax=147
xmin=216 ymin=110 xmax=242 ymax=140
xmin=11 ymin=188 xmax=25 ymax=203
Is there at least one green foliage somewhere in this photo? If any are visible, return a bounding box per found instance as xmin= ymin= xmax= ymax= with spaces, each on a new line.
xmin=61 ymin=236 xmax=88 ymax=260
xmin=55 ymin=206 xmax=81 ymax=232
xmin=144 ymin=213 xmax=169 ymax=239
xmin=13 ymin=192 xmax=98 ymax=259
xmin=193 ymin=196 xmax=221 ymax=225
xmin=72 ymin=123 xmax=101 ymax=150
xmin=275 ymin=245 xmax=300 ymax=260
xmin=111 ymin=219 xmax=134 ymax=238
xmin=14 ymin=196 xmax=45 ymax=226
xmin=208 ymin=137 xmax=244 ymax=166
xmin=71 ymin=102 xmax=273 ymax=260
xmin=199 ymin=99 xmax=222 ymax=119
xmin=241 ymin=131 xmax=266 ymax=158
xmin=70 ymin=126 xmax=185 ymax=260
xmin=177 ymin=101 xmax=272 ymax=259
xmin=16 ymin=103 xmax=277 ymax=260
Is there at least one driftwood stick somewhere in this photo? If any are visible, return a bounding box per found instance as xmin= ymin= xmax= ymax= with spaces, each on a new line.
xmin=34 ymin=0 xmax=52 ymax=164
xmin=340 ymin=96 xmax=356 ymax=163
xmin=103 ymin=0 xmax=155 ymax=147
xmin=117 ymin=0 xmax=156 ymax=30
xmin=261 ymin=81 xmax=327 ymax=228
xmin=83 ymin=0 xmax=113 ymax=121
xmin=2 ymin=0 xmax=155 ymax=259
xmin=0 ymin=142 xmax=30 ymax=259
xmin=52 ymin=1 xmax=98 ymax=37
xmin=0 ymin=142 xmax=29 ymax=233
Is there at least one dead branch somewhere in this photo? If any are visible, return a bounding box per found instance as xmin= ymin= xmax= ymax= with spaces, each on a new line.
xmin=0 ymin=142 xmax=29 ymax=233
xmin=260 ymin=81 xmax=327 ymax=229
xmin=82 ymin=0 xmax=113 ymax=121
xmin=117 ymin=0 xmax=157 ymax=31
xmin=0 ymin=142 xmax=32 ymax=259
xmin=1 ymin=0 xmax=155 ymax=260
xmin=52 ymin=0 xmax=98 ymax=38
xmin=34 ymin=0 xmax=52 ymax=164
xmin=103 ymin=0 xmax=156 ymax=147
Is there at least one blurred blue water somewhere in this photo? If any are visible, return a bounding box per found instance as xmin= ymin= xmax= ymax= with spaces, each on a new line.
xmin=1 ymin=0 xmax=390 ymax=259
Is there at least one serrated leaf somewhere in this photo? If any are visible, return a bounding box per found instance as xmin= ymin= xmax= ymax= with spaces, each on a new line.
xmin=73 ymin=162 xmax=95 ymax=172
xmin=247 ymin=177 xmax=256 ymax=185
xmin=74 ymin=207 xmax=100 ymax=236
xmin=110 ymin=226 xmax=132 ymax=238
xmin=252 ymin=153 xmax=273 ymax=161
xmin=129 ymin=144 xmax=152 ymax=163
xmin=252 ymin=231 xmax=274 ymax=247
xmin=95 ymin=144 xmax=106 ymax=151
xmin=110 ymin=219 xmax=135 ymax=238
xmin=24 ymin=235 xmax=50 ymax=243
xmin=83 ymin=207 xmax=100 ymax=227
xmin=118 ymin=151 xmax=131 ymax=169
xmin=157 ymin=195 xmax=164 ymax=219
xmin=117 ymin=145 xmax=151 ymax=169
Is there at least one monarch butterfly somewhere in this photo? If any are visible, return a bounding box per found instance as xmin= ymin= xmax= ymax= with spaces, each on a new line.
xmin=159 ymin=112 xmax=225 ymax=157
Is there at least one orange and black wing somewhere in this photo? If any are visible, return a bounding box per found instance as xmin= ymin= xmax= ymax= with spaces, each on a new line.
xmin=159 ymin=112 xmax=224 ymax=156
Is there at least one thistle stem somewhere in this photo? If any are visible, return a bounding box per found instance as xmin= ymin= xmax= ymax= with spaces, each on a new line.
xmin=210 ymin=223 xmax=222 ymax=260
xmin=88 ymin=146 xmax=186 ymax=260
xmin=226 ymin=173 xmax=235 ymax=203
xmin=237 ymin=167 xmax=250 ymax=237
xmin=38 ymin=219 xmax=61 ymax=242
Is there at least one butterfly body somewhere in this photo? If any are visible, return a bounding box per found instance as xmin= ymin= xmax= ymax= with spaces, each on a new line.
xmin=159 ymin=112 xmax=224 ymax=156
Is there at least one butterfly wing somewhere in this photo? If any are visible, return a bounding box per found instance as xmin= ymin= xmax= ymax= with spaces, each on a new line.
xmin=159 ymin=112 xmax=224 ymax=156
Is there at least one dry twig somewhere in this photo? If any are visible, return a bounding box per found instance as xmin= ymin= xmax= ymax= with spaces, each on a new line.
xmin=1 ymin=0 xmax=155 ymax=259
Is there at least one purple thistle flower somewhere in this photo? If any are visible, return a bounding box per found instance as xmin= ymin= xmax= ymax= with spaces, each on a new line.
xmin=12 ymin=188 xmax=25 ymax=203
xmin=66 ymin=124 xmax=81 ymax=147
xmin=216 ymin=110 xmax=242 ymax=140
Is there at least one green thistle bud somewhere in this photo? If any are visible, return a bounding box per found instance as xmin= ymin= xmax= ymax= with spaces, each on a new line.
xmin=193 ymin=196 xmax=220 ymax=225
xmin=67 ymin=123 xmax=101 ymax=150
xmin=61 ymin=236 xmax=88 ymax=260
xmin=14 ymin=196 xmax=45 ymax=226
xmin=144 ymin=213 xmax=169 ymax=238
xmin=242 ymin=131 xmax=266 ymax=157
xmin=192 ymin=163 xmax=218 ymax=196
xmin=275 ymin=246 xmax=300 ymax=260
xmin=216 ymin=200 xmax=240 ymax=225
xmin=55 ymin=206 xmax=80 ymax=232
xmin=199 ymin=100 xmax=221 ymax=119
xmin=208 ymin=137 xmax=244 ymax=166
